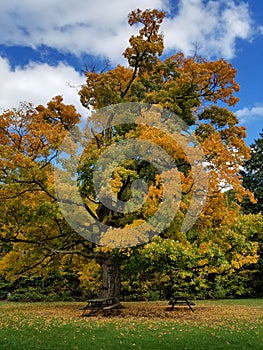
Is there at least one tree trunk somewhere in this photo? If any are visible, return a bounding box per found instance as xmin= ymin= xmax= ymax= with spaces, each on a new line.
xmin=98 ymin=253 xmax=121 ymax=302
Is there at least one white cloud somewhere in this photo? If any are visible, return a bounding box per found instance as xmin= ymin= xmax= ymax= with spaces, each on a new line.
xmin=0 ymin=0 xmax=258 ymax=113
xmin=0 ymin=0 xmax=255 ymax=61
xmin=236 ymin=105 xmax=263 ymax=124
xmin=0 ymin=0 xmax=165 ymax=63
xmin=163 ymin=0 xmax=253 ymax=59
xmin=0 ymin=57 xmax=87 ymax=114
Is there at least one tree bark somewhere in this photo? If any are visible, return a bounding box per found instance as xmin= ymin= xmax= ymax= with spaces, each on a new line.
xmin=97 ymin=253 xmax=121 ymax=302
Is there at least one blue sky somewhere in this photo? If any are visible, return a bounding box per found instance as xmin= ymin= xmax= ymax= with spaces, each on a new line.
xmin=0 ymin=0 xmax=262 ymax=145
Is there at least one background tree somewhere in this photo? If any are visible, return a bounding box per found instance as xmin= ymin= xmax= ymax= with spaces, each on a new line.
xmin=0 ymin=97 xmax=96 ymax=299
xmin=238 ymin=131 xmax=263 ymax=296
xmin=241 ymin=130 xmax=263 ymax=214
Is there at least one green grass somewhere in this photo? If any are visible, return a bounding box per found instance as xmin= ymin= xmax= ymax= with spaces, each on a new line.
xmin=0 ymin=299 xmax=262 ymax=349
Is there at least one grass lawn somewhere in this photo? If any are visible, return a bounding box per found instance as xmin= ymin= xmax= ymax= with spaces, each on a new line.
xmin=0 ymin=299 xmax=262 ymax=349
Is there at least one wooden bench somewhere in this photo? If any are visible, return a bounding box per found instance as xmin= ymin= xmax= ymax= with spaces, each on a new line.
xmin=103 ymin=303 xmax=121 ymax=315
xmin=169 ymin=295 xmax=195 ymax=312
xmin=81 ymin=297 xmax=115 ymax=316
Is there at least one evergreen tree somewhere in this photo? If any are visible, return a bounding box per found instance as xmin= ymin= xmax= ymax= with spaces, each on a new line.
xmin=241 ymin=130 xmax=263 ymax=214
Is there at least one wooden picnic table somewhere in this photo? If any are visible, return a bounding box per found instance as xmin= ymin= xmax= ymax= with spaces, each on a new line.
xmin=169 ymin=295 xmax=195 ymax=312
xmin=81 ymin=297 xmax=120 ymax=316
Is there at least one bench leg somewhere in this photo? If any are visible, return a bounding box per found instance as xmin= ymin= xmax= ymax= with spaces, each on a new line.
xmin=82 ymin=306 xmax=97 ymax=316
xmin=82 ymin=307 xmax=89 ymax=316
xmin=185 ymin=300 xmax=194 ymax=312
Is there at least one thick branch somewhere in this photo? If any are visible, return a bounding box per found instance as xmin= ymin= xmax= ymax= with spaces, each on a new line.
xmin=121 ymin=49 xmax=149 ymax=98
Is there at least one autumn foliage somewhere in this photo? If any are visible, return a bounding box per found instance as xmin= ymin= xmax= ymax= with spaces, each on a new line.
xmin=0 ymin=9 xmax=262 ymax=301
